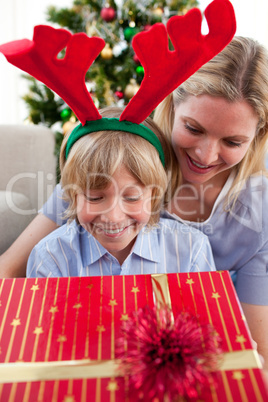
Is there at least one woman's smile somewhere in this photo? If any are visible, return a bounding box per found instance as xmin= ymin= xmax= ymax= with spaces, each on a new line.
xmin=186 ymin=153 xmax=220 ymax=174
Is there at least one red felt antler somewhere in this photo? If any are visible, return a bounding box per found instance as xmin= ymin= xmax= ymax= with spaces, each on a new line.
xmin=120 ymin=0 xmax=236 ymax=123
xmin=0 ymin=25 xmax=105 ymax=125
xmin=0 ymin=0 xmax=235 ymax=127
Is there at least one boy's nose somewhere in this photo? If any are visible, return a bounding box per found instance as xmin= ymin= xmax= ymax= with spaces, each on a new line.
xmin=101 ymin=201 xmax=125 ymax=223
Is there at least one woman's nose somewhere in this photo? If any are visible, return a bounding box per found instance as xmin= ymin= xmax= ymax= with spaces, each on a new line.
xmin=195 ymin=141 xmax=220 ymax=165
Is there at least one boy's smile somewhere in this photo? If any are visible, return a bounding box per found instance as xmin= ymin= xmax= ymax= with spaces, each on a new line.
xmin=76 ymin=165 xmax=152 ymax=264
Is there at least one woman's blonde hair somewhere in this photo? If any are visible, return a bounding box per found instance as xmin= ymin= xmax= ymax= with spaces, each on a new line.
xmin=60 ymin=107 xmax=176 ymax=225
xmin=154 ymin=36 xmax=268 ymax=205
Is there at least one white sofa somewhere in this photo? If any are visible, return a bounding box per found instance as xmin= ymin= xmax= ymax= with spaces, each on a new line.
xmin=0 ymin=124 xmax=57 ymax=254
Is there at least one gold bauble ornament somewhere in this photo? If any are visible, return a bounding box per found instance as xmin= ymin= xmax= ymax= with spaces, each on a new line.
xmin=100 ymin=44 xmax=113 ymax=60
xmin=124 ymin=79 xmax=140 ymax=99
xmin=153 ymin=6 xmax=164 ymax=16
xmin=180 ymin=7 xmax=189 ymax=15
xmin=62 ymin=116 xmax=77 ymax=135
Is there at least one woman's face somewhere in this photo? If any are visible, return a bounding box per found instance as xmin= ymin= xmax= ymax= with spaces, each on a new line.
xmin=171 ymin=95 xmax=258 ymax=185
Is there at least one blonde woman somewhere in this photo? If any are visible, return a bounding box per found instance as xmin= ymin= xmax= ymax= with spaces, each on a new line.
xmin=154 ymin=36 xmax=268 ymax=373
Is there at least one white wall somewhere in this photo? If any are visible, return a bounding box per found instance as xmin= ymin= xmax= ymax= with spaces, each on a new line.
xmin=0 ymin=0 xmax=268 ymax=125
xmin=199 ymin=0 xmax=268 ymax=47
xmin=0 ymin=0 xmax=72 ymax=125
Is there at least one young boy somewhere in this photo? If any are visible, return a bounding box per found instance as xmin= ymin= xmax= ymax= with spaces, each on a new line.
xmin=27 ymin=107 xmax=215 ymax=277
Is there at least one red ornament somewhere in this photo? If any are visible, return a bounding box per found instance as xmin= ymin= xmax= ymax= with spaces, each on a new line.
xmin=116 ymin=306 xmax=223 ymax=401
xmin=143 ymin=24 xmax=152 ymax=31
xmin=133 ymin=53 xmax=140 ymax=64
xmin=115 ymin=90 xmax=124 ymax=99
xmin=100 ymin=7 xmax=116 ymax=22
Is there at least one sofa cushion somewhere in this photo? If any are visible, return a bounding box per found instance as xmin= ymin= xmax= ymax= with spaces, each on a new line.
xmin=0 ymin=124 xmax=57 ymax=212
xmin=0 ymin=191 xmax=36 ymax=254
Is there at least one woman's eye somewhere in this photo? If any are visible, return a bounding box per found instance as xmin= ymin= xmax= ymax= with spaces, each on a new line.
xmin=184 ymin=123 xmax=201 ymax=134
xmin=226 ymin=140 xmax=242 ymax=147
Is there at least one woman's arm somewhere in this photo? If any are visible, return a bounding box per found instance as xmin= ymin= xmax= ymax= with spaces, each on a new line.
xmin=0 ymin=213 xmax=58 ymax=278
xmin=241 ymin=302 xmax=268 ymax=388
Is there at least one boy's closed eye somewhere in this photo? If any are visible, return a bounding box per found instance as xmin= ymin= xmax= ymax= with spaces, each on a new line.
xmin=83 ymin=190 xmax=144 ymax=203
xmin=122 ymin=185 xmax=146 ymax=202
xmin=123 ymin=194 xmax=143 ymax=202
xmin=84 ymin=193 xmax=103 ymax=202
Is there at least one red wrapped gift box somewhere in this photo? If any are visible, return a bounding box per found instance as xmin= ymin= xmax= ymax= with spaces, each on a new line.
xmin=0 ymin=271 xmax=267 ymax=401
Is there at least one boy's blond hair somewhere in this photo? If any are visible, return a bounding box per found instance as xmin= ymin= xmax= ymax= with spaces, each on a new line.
xmin=60 ymin=107 xmax=176 ymax=226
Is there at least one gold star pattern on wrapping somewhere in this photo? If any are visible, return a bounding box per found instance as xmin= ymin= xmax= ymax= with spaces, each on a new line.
xmin=235 ymin=334 xmax=247 ymax=345
xmin=87 ymin=284 xmax=94 ymax=290
xmin=63 ymin=395 xmax=75 ymax=402
xmin=120 ymin=314 xmax=129 ymax=321
xmin=11 ymin=318 xmax=21 ymax=327
xmin=96 ymin=325 xmax=105 ymax=333
xmin=106 ymin=379 xmax=119 ymax=392
xmin=232 ymin=371 xmax=245 ymax=381
xmin=131 ymin=287 xmax=140 ymax=293
xmin=57 ymin=334 xmax=67 ymax=343
xmin=212 ymin=292 xmax=221 ymax=299
xmin=73 ymin=303 xmax=82 ymax=309
xmin=186 ymin=279 xmax=194 ymax=285
xmin=31 ymin=284 xmax=39 ymax=291
xmin=33 ymin=326 xmax=44 ymax=335
xmin=109 ymin=299 xmax=118 ymax=307
xmin=49 ymin=306 xmax=59 ymax=313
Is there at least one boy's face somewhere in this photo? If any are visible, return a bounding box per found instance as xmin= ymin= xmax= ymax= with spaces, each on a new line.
xmin=76 ymin=165 xmax=152 ymax=264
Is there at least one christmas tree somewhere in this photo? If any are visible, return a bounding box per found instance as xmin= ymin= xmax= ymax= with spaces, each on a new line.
xmin=22 ymin=0 xmax=198 ymax=175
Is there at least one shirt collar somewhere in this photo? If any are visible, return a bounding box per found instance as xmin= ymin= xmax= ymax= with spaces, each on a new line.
xmin=80 ymin=229 xmax=108 ymax=265
xmin=131 ymin=226 xmax=161 ymax=263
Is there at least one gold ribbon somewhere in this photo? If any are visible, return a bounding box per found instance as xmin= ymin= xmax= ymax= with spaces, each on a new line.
xmin=0 ymin=359 xmax=119 ymax=384
xmin=0 ymin=350 xmax=262 ymax=384
xmin=151 ymin=273 xmax=172 ymax=309
xmin=221 ymin=349 xmax=262 ymax=371
xmin=0 ymin=274 xmax=262 ymax=383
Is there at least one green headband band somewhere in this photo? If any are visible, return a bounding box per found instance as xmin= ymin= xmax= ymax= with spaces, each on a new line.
xmin=65 ymin=118 xmax=165 ymax=167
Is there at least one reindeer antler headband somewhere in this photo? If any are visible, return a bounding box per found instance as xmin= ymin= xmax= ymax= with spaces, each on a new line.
xmin=0 ymin=0 xmax=236 ymax=166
